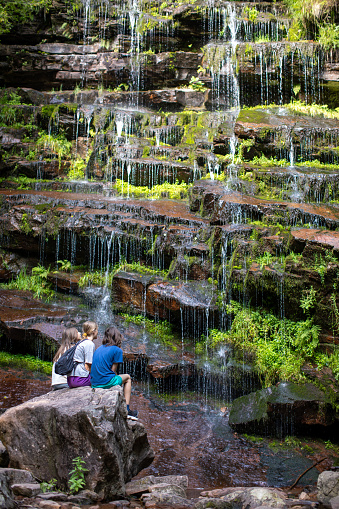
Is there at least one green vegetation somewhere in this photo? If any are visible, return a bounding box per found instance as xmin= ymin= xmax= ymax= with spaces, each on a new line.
xmin=0 ymin=352 xmax=52 ymax=375
xmin=250 ymin=155 xmax=289 ymax=168
xmin=312 ymin=250 xmax=337 ymax=284
xmin=68 ymin=456 xmax=88 ymax=494
xmin=0 ymin=90 xmax=23 ymax=105
xmin=300 ymin=286 xmax=317 ymax=314
xmin=78 ymin=261 xmax=167 ymax=288
xmin=256 ymin=251 xmax=275 ymax=269
xmin=246 ymin=152 xmax=339 ymax=171
xmin=286 ymin=101 xmax=339 ymax=120
xmin=118 ymin=261 xmax=167 ymax=277
xmin=254 ymin=35 xmax=272 ymax=44
xmin=113 ymin=179 xmax=191 ymax=200
xmin=243 ymin=7 xmax=258 ymax=23
xmin=0 ymin=266 xmax=54 ymax=300
xmin=66 ymin=157 xmax=86 ymax=180
xmin=78 ymin=270 xmax=113 ymax=288
xmin=0 ymin=176 xmax=50 ymax=189
xmin=195 ymin=300 xmax=333 ymax=387
xmin=36 ymin=133 xmax=72 ymax=170
xmin=187 ymin=76 xmax=207 ymax=92
xmin=56 ymin=260 xmax=72 ymax=272
xmin=318 ymin=23 xmax=339 ymax=50
xmin=40 ymin=479 xmax=57 ymax=493
xmin=121 ymin=313 xmax=177 ymax=350
xmin=284 ymin=0 xmax=337 ymax=42
xmin=0 ymin=0 xmax=52 ymax=35
xmin=324 ymin=439 xmax=339 ymax=454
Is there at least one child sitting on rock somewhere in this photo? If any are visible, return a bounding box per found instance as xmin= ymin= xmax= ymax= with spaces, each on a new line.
xmin=52 ymin=327 xmax=81 ymax=390
xmin=67 ymin=321 xmax=97 ymax=388
xmin=90 ymin=326 xmax=138 ymax=420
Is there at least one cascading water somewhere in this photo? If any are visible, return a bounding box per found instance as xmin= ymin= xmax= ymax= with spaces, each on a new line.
xmin=2 ymin=0 xmax=339 ymax=492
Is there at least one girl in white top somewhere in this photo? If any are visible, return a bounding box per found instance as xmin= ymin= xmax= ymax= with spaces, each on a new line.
xmin=52 ymin=327 xmax=81 ymax=390
xmin=67 ymin=321 xmax=97 ymax=388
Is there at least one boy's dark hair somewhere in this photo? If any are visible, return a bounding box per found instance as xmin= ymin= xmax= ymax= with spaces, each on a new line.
xmin=102 ymin=326 xmax=123 ymax=348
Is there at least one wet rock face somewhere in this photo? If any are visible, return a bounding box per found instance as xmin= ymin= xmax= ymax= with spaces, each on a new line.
xmin=0 ymin=387 xmax=154 ymax=500
xmin=229 ymin=382 xmax=339 ymax=438
xmin=0 ymin=289 xmax=70 ymax=358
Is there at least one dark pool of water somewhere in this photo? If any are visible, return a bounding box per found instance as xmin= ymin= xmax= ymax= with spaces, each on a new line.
xmin=0 ymin=369 xmax=333 ymax=493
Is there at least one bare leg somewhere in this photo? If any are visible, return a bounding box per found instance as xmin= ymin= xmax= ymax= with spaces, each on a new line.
xmin=120 ymin=374 xmax=131 ymax=406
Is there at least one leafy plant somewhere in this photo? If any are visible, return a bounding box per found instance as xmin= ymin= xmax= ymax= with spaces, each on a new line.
xmin=196 ymin=301 xmax=322 ymax=386
xmin=286 ymin=252 xmax=303 ymax=264
xmin=254 ymin=35 xmax=271 ymax=44
xmin=312 ymin=250 xmax=337 ymax=284
xmin=243 ymin=6 xmax=258 ymax=22
xmin=114 ymin=83 xmax=129 ymax=92
xmin=284 ymin=0 xmax=337 ymax=40
xmin=284 ymin=436 xmax=302 ymax=448
xmin=40 ymin=479 xmax=57 ymax=493
xmin=256 ymin=251 xmax=274 ymax=269
xmin=68 ymin=456 xmax=88 ymax=494
xmin=67 ymin=158 xmax=85 ymax=180
xmin=187 ymin=76 xmax=207 ymax=92
xmin=300 ymin=286 xmax=317 ymax=314
xmin=0 ymin=90 xmax=22 ymax=105
xmin=0 ymin=0 xmax=52 ymax=35
xmin=36 ymin=133 xmax=72 ymax=170
xmin=286 ymin=101 xmax=339 ymax=120
xmin=56 ymin=260 xmax=72 ymax=272
xmin=318 ymin=23 xmax=339 ymax=51
xmin=0 ymin=266 xmax=54 ymax=300
xmin=250 ymin=155 xmax=289 ymax=168
xmin=324 ymin=440 xmax=339 ymax=454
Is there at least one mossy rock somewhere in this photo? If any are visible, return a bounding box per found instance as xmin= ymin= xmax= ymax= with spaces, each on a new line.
xmin=229 ymin=381 xmax=338 ymax=438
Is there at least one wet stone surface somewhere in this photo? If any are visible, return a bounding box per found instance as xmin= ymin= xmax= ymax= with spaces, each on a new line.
xmin=0 ymin=367 xmax=332 ymax=494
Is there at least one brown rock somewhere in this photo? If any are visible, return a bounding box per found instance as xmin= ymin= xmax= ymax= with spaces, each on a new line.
xmin=11 ymin=482 xmax=41 ymax=497
xmin=0 ymin=387 xmax=154 ymax=500
xmin=125 ymin=475 xmax=188 ymax=496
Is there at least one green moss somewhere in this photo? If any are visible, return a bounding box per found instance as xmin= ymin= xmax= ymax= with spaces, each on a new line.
xmin=41 ymin=105 xmax=59 ymax=118
xmin=113 ymin=179 xmax=191 ymax=200
xmin=142 ymin=146 xmax=151 ymax=158
xmin=21 ymin=213 xmax=33 ymax=234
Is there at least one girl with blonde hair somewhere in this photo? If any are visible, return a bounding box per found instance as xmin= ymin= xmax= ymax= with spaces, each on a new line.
xmin=67 ymin=321 xmax=97 ymax=388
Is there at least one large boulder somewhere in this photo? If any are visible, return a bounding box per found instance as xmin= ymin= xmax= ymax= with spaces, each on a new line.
xmin=317 ymin=471 xmax=339 ymax=506
xmin=229 ymin=382 xmax=338 ymax=437
xmin=0 ymin=387 xmax=154 ymax=500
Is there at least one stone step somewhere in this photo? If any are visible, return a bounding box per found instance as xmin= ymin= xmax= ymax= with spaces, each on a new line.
xmin=235 ymin=106 xmax=339 ymax=163
xmin=226 ymin=166 xmax=339 ymax=204
xmin=289 ymin=228 xmax=339 ymax=256
xmin=191 ymin=180 xmax=339 ymax=229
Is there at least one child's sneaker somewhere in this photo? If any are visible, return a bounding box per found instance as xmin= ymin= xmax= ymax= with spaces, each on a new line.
xmin=127 ymin=409 xmax=138 ymax=420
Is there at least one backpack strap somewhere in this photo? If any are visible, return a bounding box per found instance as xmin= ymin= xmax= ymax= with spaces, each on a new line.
xmin=72 ymin=338 xmax=88 ymax=365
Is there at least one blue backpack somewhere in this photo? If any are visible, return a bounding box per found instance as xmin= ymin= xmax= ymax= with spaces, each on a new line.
xmin=54 ymin=339 xmax=85 ymax=376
